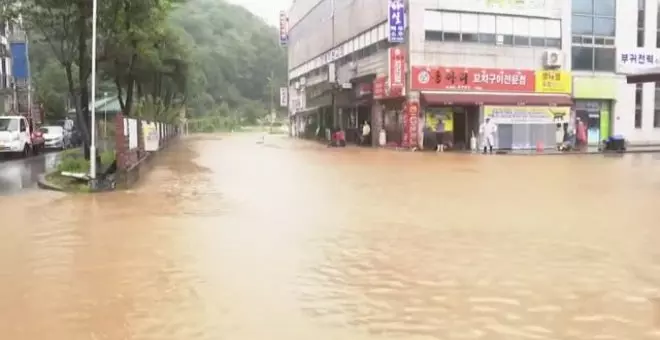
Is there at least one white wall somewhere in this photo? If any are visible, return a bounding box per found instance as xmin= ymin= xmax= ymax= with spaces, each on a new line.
xmin=408 ymin=0 xmax=564 ymax=70
xmin=604 ymin=0 xmax=660 ymax=143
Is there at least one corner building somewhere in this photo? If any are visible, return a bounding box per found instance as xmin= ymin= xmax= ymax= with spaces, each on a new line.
xmin=287 ymin=0 xmax=657 ymax=148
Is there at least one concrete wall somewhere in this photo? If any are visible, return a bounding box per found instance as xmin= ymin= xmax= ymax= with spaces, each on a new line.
xmin=408 ymin=0 xmax=565 ymax=69
xmin=604 ymin=0 xmax=660 ymax=143
xmin=287 ymin=0 xmax=388 ymax=69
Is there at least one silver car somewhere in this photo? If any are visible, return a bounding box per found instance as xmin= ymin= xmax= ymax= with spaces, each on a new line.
xmin=40 ymin=126 xmax=67 ymax=149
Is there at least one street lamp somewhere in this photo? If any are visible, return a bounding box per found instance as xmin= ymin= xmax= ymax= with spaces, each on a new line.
xmin=89 ymin=0 xmax=98 ymax=179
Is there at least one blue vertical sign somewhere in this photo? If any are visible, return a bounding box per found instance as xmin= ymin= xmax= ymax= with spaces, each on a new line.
xmin=279 ymin=11 xmax=288 ymax=46
xmin=10 ymin=42 xmax=28 ymax=79
xmin=388 ymin=0 xmax=405 ymax=43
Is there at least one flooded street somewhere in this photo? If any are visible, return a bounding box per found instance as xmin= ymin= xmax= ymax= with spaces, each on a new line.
xmin=1 ymin=134 xmax=660 ymax=340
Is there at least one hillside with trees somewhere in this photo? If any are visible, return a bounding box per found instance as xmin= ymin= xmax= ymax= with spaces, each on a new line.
xmin=1 ymin=0 xmax=287 ymax=147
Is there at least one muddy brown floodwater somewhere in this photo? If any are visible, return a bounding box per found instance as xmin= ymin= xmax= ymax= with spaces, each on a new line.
xmin=1 ymin=134 xmax=660 ymax=340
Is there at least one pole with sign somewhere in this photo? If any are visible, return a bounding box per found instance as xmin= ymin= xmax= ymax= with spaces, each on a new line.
xmin=279 ymin=87 xmax=288 ymax=107
xmin=388 ymin=0 xmax=405 ymax=43
xmin=279 ymin=11 xmax=288 ymax=46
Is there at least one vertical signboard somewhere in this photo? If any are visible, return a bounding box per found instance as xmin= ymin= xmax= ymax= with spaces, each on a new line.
xmin=10 ymin=42 xmax=27 ymax=79
xmin=388 ymin=0 xmax=405 ymax=43
xmin=279 ymin=87 xmax=288 ymax=107
xmin=387 ymin=47 xmax=405 ymax=96
xmin=279 ymin=11 xmax=288 ymax=46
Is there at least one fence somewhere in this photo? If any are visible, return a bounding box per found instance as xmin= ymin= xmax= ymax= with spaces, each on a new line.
xmin=113 ymin=112 xmax=180 ymax=187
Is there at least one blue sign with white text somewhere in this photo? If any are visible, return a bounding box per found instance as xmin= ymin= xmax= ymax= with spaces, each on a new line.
xmin=388 ymin=0 xmax=405 ymax=43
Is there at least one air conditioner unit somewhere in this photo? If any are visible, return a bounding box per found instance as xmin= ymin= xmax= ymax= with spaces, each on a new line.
xmin=543 ymin=50 xmax=562 ymax=68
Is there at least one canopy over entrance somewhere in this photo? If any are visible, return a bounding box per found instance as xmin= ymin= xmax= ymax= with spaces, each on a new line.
xmin=626 ymin=67 xmax=660 ymax=83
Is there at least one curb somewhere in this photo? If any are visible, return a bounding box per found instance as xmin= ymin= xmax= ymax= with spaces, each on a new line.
xmin=36 ymin=172 xmax=64 ymax=192
xmin=499 ymin=149 xmax=660 ymax=156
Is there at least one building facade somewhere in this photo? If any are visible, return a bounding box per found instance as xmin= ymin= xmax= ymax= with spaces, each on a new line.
xmin=287 ymin=0 xmax=657 ymax=148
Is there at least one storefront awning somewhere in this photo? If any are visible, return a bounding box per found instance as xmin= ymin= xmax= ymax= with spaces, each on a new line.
xmin=626 ymin=69 xmax=660 ymax=83
xmin=293 ymin=106 xmax=322 ymax=117
xmin=421 ymin=92 xmax=573 ymax=106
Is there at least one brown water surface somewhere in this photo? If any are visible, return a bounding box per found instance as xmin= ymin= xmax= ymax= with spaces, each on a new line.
xmin=1 ymin=134 xmax=660 ymax=340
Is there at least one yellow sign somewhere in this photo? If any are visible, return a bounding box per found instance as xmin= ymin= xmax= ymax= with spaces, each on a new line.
xmin=535 ymin=70 xmax=572 ymax=94
xmin=484 ymin=106 xmax=569 ymax=124
xmin=425 ymin=111 xmax=453 ymax=131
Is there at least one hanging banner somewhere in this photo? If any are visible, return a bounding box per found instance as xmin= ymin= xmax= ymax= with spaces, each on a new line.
xmin=402 ymin=101 xmax=419 ymax=148
xmin=387 ymin=0 xmax=405 ymax=43
xmin=388 ymin=47 xmax=405 ymax=97
xmin=142 ymin=121 xmax=159 ymax=151
xmin=279 ymin=87 xmax=288 ymax=107
xmin=279 ymin=11 xmax=288 ymax=46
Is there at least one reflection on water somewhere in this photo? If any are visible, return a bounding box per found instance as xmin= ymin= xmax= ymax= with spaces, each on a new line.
xmin=1 ymin=134 xmax=660 ymax=339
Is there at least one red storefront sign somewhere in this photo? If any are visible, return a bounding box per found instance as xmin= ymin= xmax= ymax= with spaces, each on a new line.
xmin=402 ymin=101 xmax=419 ymax=148
xmin=410 ymin=66 xmax=535 ymax=92
xmin=373 ymin=76 xmax=387 ymax=99
xmin=356 ymin=83 xmax=372 ymax=97
xmin=388 ymin=47 xmax=405 ymax=97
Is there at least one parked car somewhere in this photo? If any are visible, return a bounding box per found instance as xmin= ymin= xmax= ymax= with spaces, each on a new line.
xmin=40 ymin=125 xmax=67 ymax=150
xmin=0 ymin=115 xmax=42 ymax=158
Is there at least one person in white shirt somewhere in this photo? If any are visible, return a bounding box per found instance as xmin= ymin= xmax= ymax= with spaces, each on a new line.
xmin=360 ymin=120 xmax=371 ymax=145
xmin=479 ymin=117 xmax=497 ymax=154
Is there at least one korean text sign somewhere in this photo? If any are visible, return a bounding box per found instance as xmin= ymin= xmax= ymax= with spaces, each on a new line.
xmin=388 ymin=0 xmax=405 ymax=43
xmin=411 ymin=66 xmax=535 ymax=92
xmin=388 ymin=47 xmax=405 ymax=97
xmin=534 ymin=70 xmax=572 ymax=94
xmin=616 ymin=48 xmax=660 ymax=74
xmin=279 ymin=11 xmax=288 ymax=46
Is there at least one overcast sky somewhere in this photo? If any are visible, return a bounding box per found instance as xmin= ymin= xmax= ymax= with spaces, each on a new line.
xmin=227 ymin=0 xmax=290 ymax=26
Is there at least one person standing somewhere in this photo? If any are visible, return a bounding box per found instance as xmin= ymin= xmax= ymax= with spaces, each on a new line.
xmin=555 ymin=122 xmax=565 ymax=151
xmin=435 ymin=118 xmax=445 ymax=152
xmin=360 ymin=120 xmax=371 ymax=146
xmin=479 ymin=117 xmax=497 ymax=154
xmin=576 ymin=117 xmax=587 ymax=151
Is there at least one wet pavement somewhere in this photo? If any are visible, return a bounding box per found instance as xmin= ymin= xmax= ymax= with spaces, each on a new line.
xmin=1 ymin=133 xmax=660 ymax=340
xmin=0 ymin=151 xmax=61 ymax=195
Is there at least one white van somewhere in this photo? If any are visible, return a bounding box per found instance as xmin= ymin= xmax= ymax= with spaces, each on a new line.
xmin=0 ymin=116 xmax=33 ymax=157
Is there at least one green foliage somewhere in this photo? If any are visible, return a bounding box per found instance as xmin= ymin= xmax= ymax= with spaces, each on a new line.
xmin=57 ymin=150 xmax=89 ymax=173
xmin=170 ymin=0 xmax=287 ymax=121
xmin=5 ymin=0 xmax=286 ymax=133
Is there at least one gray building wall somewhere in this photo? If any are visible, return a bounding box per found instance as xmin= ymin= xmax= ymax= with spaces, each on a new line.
xmin=408 ymin=0 xmax=565 ymax=71
xmin=287 ymin=0 xmax=388 ymax=69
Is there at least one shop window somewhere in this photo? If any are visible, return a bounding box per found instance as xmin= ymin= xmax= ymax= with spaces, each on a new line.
xmin=638 ymin=0 xmax=646 ymax=47
xmin=657 ymin=3 xmax=660 ymax=47
xmin=655 ymin=83 xmax=660 ymax=128
xmin=635 ymin=84 xmax=643 ymax=129
xmin=572 ymin=0 xmax=593 ymax=14
xmin=594 ymin=48 xmax=615 ymax=71
xmin=571 ymin=0 xmax=616 ymax=68
xmin=479 ymin=33 xmax=495 ymax=43
xmin=513 ymin=35 xmax=530 ymax=46
xmin=572 ymin=15 xmax=593 ymax=35
xmin=571 ymin=45 xmax=615 ymax=72
xmin=571 ymin=46 xmax=594 ymax=70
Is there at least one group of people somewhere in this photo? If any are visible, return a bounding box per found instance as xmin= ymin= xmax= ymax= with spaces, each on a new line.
xmin=326 ymin=116 xmax=591 ymax=154
xmin=556 ymin=117 xmax=588 ymax=151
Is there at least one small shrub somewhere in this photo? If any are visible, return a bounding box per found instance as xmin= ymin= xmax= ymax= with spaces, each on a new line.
xmin=100 ymin=149 xmax=115 ymax=167
xmin=57 ymin=154 xmax=89 ymax=173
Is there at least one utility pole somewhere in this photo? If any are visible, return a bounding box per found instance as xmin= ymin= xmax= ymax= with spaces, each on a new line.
xmin=330 ymin=0 xmax=337 ymax=130
xmin=269 ymin=69 xmax=274 ymax=134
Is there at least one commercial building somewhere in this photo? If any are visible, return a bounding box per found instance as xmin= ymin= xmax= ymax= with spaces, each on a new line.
xmin=286 ymin=0 xmax=658 ymax=149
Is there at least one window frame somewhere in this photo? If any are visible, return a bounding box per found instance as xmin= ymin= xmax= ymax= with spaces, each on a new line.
xmin=571 ymin=0 xmax=617 ymax=72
